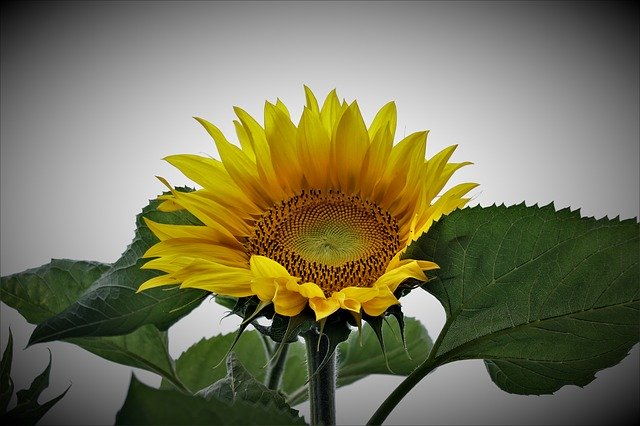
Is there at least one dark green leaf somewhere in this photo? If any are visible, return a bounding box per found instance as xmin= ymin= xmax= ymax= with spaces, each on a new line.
xmin=164 ymin=330 xmax=268 ymax=393
xmin=65 ymin=325 xmax=181 ymax=390
xmin=0 ymin=259 xmax=110 ymax=324
xmin=15 ymin=350 xmax=54 ymax=406
xmin=2 ymin=350 xmax=69 ymax=425
xmin=0 ymin=258 xmax=182 ymax=386
xmin=337 ymin=316 xmax=431 ymax=386
xmin=407 ymin=203 xmax=639 ymax=394
xmin=0 ymin=330 xmax=14 ymax=414
xmin=116 ymin=375 xmax=306 ymax=425
xmin=28 ymin=193 xmax=208 ymax=344
xmin=198 ymin=352 xmax=297 ymax=418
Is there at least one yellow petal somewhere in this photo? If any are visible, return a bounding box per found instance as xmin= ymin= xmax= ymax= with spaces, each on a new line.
xmin=137 ymin=274 xmax=180 ymax=292
xmin=294 ymin=282 xmax=325 ymax=299
xmin=233 ymin=120 xmax=256 ymax=160
xmin=373 ymin=131 xmax=427 ymax=210
xmin=143 ymin=218 xmax=240 ymax=249
xmin=424 ymin=145 xmax=459 ymax=201
xmin=303 ymin=85 xmax=320 ymax=114
xmin=414 ymin=182 xmax=479 ymax=237
xmin=234 ymin=109 xmax=286 ymax=201
xmin=359 ymin=124 xmax=393 ymax=199
xmin=375 ymin=260 xmax=430 ymax=292
xmin=143 ymin=238 xmax=248 ymax=267
xmin=333 ymin=101 xmax=370 ymax=193
xmin=308 ymin=297 xmax=340 ymax=321
xmin=368 ymin=101 xmax=397 ymax=141
xmin=361 ymin=286 xmax=399 ymax=317
xmin=157 ymin=199 xmax=184 ymax=212
xmin=177 ymin=261 xmax=254 ymax=297
xmin=250 ymin=255 xmax=292 ymax=279
xmin=319 ymin=89 xmax=343 ymax=136
xmin=273 ymin=279 xmax=308 ymax=316
xmin=194 ymin=117 xmax=273 ymax=209
xmin=155 ymin=182 xmax=245 ymax=244
xmin=264 ymin=102 xmax=302 ymax=194
xmin=339 ymin=286 xmax=380 ymax=303
xmin=251 ymin=277 xmax=277 ymax=301
xmin=296 ymin=107 xmax=331 ymax=189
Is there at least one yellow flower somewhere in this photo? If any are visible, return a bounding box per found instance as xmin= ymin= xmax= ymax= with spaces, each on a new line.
xmin=138 ymin=87 xmax=477 ymax=322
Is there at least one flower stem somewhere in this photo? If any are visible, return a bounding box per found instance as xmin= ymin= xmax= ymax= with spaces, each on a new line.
xmin=304 ymin=330 xmax=336 ymax=426
xmin=265 ymin=342 xmax=289 ymax=390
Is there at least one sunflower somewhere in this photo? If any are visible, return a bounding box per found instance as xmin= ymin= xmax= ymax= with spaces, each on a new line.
xmin=138 ymin=87 xmax=477 ymax=322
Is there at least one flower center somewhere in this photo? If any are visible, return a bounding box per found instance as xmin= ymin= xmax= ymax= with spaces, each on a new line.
xmin=246 ymin=189 xmax=401 ymax=295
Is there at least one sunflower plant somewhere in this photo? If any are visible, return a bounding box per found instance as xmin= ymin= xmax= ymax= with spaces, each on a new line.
xmin=1 ymin=87 xmax=638 ymax=425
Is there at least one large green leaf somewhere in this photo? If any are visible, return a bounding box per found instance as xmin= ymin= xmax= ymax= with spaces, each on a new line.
xmin=65 ymin=326 xmax=182 ymax=390
xmin=27 ymin=193 xmax=208 ymax=344
xmin=284 ymin=317 xmax=432 ymax=405
xmin=0 ymin=259 xmax=110 ymax=324
xmin=115 ymin=375 xmax=307 ymax=425
xmin=0 ymin=259 xmax=183 ymax=387
xmin=406 ymin=203 xmax=639 ymax=394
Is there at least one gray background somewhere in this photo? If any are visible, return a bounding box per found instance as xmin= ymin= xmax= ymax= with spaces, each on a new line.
xmin=1 ymin=1 xmax=638 ymax=424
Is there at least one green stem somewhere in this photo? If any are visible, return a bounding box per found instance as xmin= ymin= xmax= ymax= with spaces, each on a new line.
xmin=367 ymin=319 xmax=453 ymax=425
xmin=304 ymin=330 xmax=336 ymax=426
xmin=366 ymin=359 xmax=439 ymax=425
xmin=265 ymin=342 xmax=289 ymax=390
xmin=259 ymin=333 xmax=275 ymax=358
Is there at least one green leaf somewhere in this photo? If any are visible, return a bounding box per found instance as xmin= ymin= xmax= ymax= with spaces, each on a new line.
xmin=1 ymin=348 xmax=69 ymax=425
xmin=27 ymin=193 xmax=208 ymax=344
xmin=164 ymin=330 xmax=268 ymax=393
xmin=65 ymin=325 xmax=182 ymax=390
xmin=0 ymin=259 xmax=183 ymax=387
xmin=115 ymin=375 xmax=307 ymax=425
xmin=337 ymin=316 xmax=431 ymax=386
xmin=0 ymin=330 xmax=14 ymax=414
xmin=198 ymin=352 xmax=298 ymax=418
xmin=406 ymin=203 xmax=639 ymax=394
xmin=0 ymin=259 xmax=111 ymax=324
xmin=284 ymin=317 xmax=432 ymax=405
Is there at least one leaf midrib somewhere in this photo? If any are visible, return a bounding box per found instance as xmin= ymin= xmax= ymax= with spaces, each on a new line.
xmin=434 ymin=298 xmax=639 ymax=363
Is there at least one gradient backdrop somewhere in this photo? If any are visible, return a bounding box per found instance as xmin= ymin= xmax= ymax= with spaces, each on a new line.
xmin=1 ymin=1 xmax=638 ymax=425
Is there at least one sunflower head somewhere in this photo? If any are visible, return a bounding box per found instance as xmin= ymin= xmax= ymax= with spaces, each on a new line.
xmin=138 ymin=87 xmax=476 ymax=336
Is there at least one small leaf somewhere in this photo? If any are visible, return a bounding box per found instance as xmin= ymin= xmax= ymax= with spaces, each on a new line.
xmin=116 ymin=375 xmax=306 ymax=425
xmin=15 ymin=350 xmax=54 ymax=406
xmin=0 ymin=330 xmax=14 ymax=414
xmin=28 ymin=192 xmax=208 ymax=344
xmin=2 ymin=349 xmax=69 ymax=425
xmin=198 ymin=352 xmax=297 ymax=418
xmin=163 ymin=330 xmax=268 ymax=393
xmin=407 ymin=203 xmax=639 ymax=394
